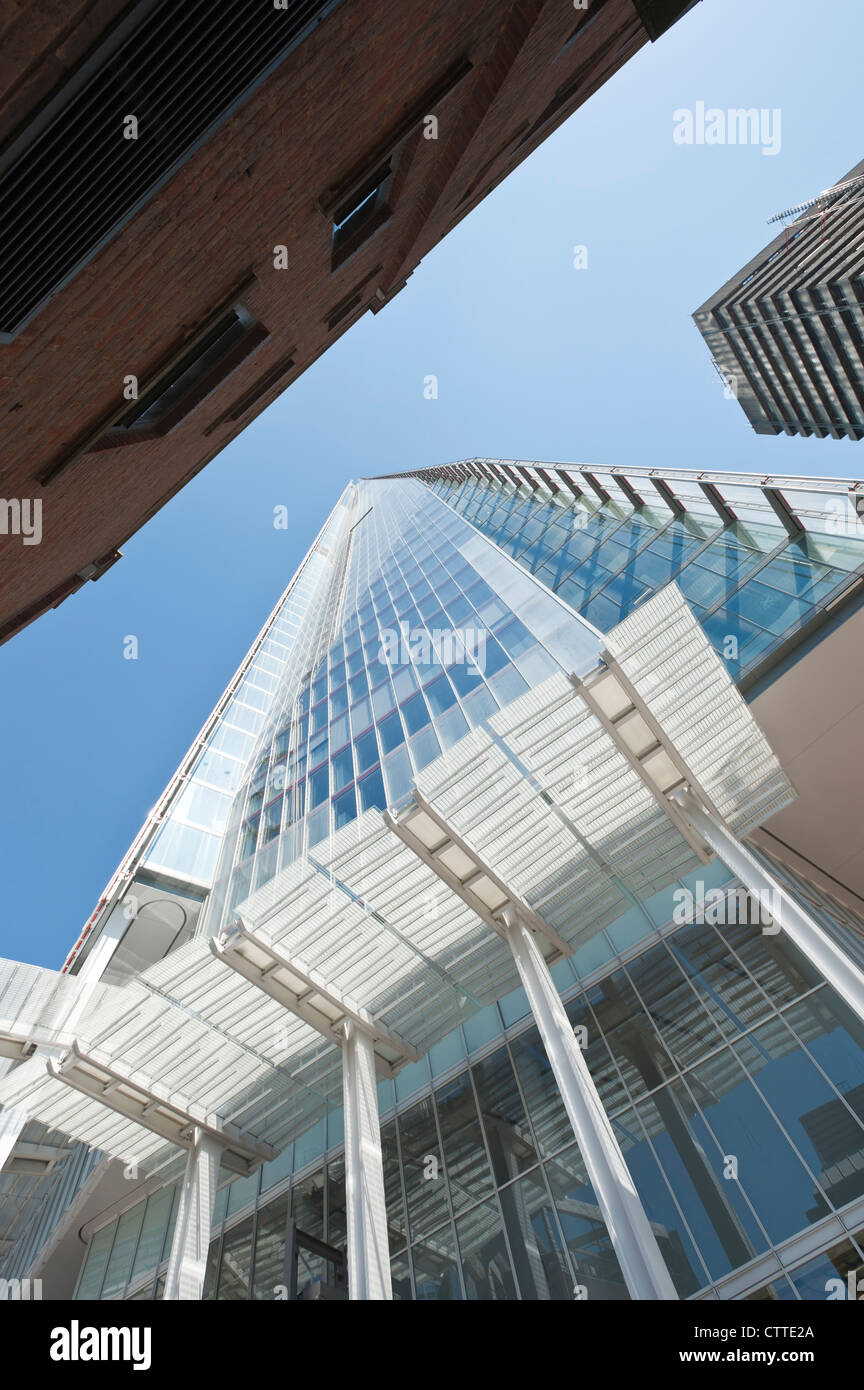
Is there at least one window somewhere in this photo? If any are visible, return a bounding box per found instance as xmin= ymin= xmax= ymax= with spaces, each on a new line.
xmin=331 ymin=160 xmax=393 ymax=268
xmin=325 ymin=59 xmax=472 ymax=272
xmin=92 ymin=304 xmax=268 ymax=448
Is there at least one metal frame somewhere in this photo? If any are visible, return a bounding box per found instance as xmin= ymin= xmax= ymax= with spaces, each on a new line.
xmin=47 ymin=1044 xmax=274 ymax=1175
xmin=384 ymin=790 xmax=572 ymax=961
xmin=211 ymin=918 xmax=420 ymax=1075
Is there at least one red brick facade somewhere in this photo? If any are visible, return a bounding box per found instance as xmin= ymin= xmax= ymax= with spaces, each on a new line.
xmin=0 ymin=0 xmax=695 ymax=643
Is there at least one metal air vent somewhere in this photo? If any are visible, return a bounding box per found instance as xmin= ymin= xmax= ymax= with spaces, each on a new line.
xmin=0 ymin=0 xmax=340 ymax=339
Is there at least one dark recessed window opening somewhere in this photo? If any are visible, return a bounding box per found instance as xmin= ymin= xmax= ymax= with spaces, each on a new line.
xmin=93 ymin=304 xmax=268 ymax=448
xmin=331 ymin=159 xmax=393 ymax=268
xmin=557 ymin=0 xmax=608 ymax=57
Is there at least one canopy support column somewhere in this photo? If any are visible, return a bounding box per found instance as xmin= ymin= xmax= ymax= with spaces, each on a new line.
xmin=504 ymin=913 xmax=678 ymax=1301
xmin=676 ymin=789 xmax=864 ymax=1024
xmin=341 ymin=1020 xmax=392 ymax=1301
xmin=163 ymin=1129 xmax=222 ymax=1301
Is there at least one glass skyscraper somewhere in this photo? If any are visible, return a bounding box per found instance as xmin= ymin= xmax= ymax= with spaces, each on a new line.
xmin=4 ymin=460 xmax=864 ymax=1304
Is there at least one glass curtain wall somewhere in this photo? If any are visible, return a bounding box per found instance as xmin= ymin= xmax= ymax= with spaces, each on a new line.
xmin=429 ymin=470 xmax=864 ymax=682
xmin=78 ymin=860 xmax=864 ymax=1302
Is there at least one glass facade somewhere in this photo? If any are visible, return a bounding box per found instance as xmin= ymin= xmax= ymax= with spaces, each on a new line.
xmin=76 ymin=857 xmax=864 ymax=1302
xmin=205 ymin=478 xmax=599 ymax=935
xmin=33 ymin=464 xmax=864 ymax=1301
xmin=428 ymin=466 xmax=864 ymax=682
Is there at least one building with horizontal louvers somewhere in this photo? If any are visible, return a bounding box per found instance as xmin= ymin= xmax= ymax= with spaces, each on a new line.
xmin=693 ymin=160 xmax=864 ymax=441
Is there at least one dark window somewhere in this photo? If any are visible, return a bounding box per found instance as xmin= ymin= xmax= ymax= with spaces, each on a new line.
xmin=93 ymin=306 xmax=267 ymax=448
xmin=331 ymin=160 xmax=393 ymax=268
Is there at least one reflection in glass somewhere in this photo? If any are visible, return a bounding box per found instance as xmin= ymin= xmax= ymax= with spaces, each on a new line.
xmin=456 ymin=1198 xmax=517 ymax=1300
xmin=434 ymin=1072 xmax=494 ymax=1214
xmin=398 ymin=1099 xmax=450 ymax=1241
xmin=251 ymin=1192 xmax=291 ymax=1300
xmin=217 ymin=1214 xmax=254 ymax=1299
xmin=685 ymin=1052 xmax=830 ymax=1244
xmin=472 ymin=1047 xmax=537 ymax=1184
xmin=499 ymin=1168 xmax=573 ymax=1300
xmin=411 ymin=1222 xmax=462 ymax=1300
xmin=544 ymin=1145 xmax=629 ymax=1299
xmin=787 ymin=1239 xmax=862 ymax=1301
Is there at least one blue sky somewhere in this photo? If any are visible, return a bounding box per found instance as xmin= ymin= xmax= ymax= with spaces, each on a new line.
xmin=3 ymin=0 xmax=863 ymax=969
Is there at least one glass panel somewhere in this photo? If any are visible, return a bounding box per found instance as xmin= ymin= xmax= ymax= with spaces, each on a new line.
xmin=131 ymin=1185 xmax=175 ymax=1283
xmin=389 ymin=1251 xmax=413 ymax=1301
xmin=787 ymin=1239 xmax=863 ymax=1301
xmin=510 ymin=1019 xmax=587 ymax=1159
xmin=410 ymin=1222 xmax=462 ymax=1301
xmin=101 ymin=1203 xmax=146 ymax=1298
xmin=216 ymin=1214 xmax=255 ymax=1299
xmin=251 ymin=1192 xmax=291 ymax=1300
xmin=667 ymin=921 xmax=776 ymax=1038
xmin=260 ymin=1142 xmax=293 ymax=1194
xmin=746 ymin=1277 xmax=798 ymax=1301
xmin=202 ymin=1234 xmax=221 ymax=1301
xmin=76 ymin=1223 xmax=115 ymax=1299
xmin=398 ymin=1099 xmax=450 ymax=1241
xmin=633 ymin=1078 xmax=766 ymax=1284
xmin=455 ymin=1198 xmax=518 ymax=1300
xmin=498 ymin=1168 xmax=574 ymax=1300
xmin=733 ymin=1013 xmax=864 ymax=1212
xmin=544 ymin=1144 xmax=630 ymax=1299
xmin=472 ymin=1047 xmax=538 ymax=1183
xmin=625 ymin=942 xmax=726 ymax=1073
xmin=784 ymin=993 xmax=864 ymax=1127
xmin=586 ymin=969 xmax=675 ymax=1099
xmin=226 ymin=1170 xmax=259 ymax=1216
xmin=684 ymin=1051 xmax=830 ymax=1245
xmin=434 ymin=1071 xmax=494 ymax=1213
xmin=720 ymin=922 xmax=824 ymax=1007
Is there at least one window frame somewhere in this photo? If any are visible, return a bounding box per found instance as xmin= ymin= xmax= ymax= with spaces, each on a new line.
xmin=91 ymin=300 xmax=268 ymax=450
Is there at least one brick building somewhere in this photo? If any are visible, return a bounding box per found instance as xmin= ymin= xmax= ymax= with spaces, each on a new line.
xmin=0 ymin=0 xmax=697 ymax=645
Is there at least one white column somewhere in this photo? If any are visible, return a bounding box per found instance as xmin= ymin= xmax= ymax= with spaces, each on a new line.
xmin=341 ymin=1021 xmax=392 ymax=1301
xmin=163 ymin=1129 xmax=222 ymax=1301
xmin=504 ymin=915 xmax=678 ymax=1301
xmin=677 ymin=789 xmax=864 ymax=1024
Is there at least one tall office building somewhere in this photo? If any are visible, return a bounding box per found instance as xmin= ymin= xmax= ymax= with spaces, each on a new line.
xmin=4 ymin=460 xmax=864 ymax=1302
xmin=693 ymin=159 xmax=864 ymax=440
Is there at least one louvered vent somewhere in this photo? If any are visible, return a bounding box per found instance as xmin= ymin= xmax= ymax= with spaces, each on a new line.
xmin=0 ymin=0 xmax=339 ymax=339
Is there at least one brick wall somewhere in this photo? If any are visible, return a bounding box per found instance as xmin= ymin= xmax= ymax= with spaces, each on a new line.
xmin=0 ymin=0 xmax=690 ymax=642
